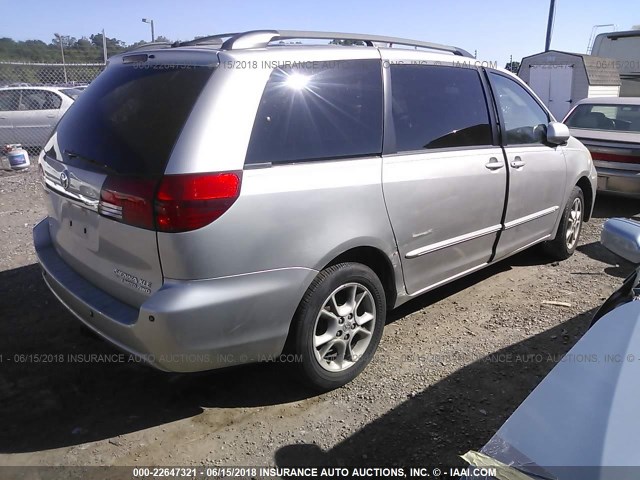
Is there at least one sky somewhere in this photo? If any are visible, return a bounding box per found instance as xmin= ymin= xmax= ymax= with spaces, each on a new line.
xmin=1 ymin=0 xmax=638 ymax=65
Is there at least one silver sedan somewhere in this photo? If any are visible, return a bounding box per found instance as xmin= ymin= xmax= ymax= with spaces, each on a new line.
xmin=564 ymin=97 xmax=640 ymax=197
xmin=0 ymin=86 xmax=79 ymax=149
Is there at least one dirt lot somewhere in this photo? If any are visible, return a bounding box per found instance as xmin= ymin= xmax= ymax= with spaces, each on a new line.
xmin=1 ymin=165 xmax=639 ymax=475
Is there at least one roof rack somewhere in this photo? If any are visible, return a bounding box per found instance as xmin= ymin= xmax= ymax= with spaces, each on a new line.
xmin=128 ymin=41 xmax=174 ymax=51
xmin=172 ymin=33 xmax=238 ymax=48
xmin=173 ymin=30 xmax=472 ymax=57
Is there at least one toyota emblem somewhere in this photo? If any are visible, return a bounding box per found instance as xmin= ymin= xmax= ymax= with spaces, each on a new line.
xmin=60 ymin=171 xmax=70 ymax=190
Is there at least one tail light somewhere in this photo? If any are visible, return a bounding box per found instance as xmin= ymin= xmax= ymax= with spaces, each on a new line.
xmin=99 ymin=176 xmax=158 ymax=229
xmin=589 ymin=151 xmax=640 ymax=165
xmin=98 ymin=171 xmax=242 ymax=233
xmin=155 ymin=172 xmax=242 ymax=232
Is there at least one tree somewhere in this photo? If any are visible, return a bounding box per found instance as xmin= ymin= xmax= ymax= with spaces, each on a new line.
xmin=128 ymin=40 xmax=149 ymax=49
xmin=0 ymin=32 xmax=155 ymax=63
xmin=505 ymin=61 xmax=521 ymax=73
xmin=90 ymin=33 xmax=125 ymax=50
xmin=74 ymin=37 xmax=92 ymax=49
xmin=329 ymin=39 xmax=366 ymax=46
xmin=51 ymin=35 xmax=77 ymax=48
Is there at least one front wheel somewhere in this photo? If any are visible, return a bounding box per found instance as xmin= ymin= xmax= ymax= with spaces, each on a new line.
xmin=544 ymin=186 xmax=584 ymax=260
xmin=292 ymin=262 xmax=386 ymax=391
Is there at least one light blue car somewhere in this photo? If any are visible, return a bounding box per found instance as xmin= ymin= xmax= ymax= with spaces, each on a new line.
xmin=463 ymin=217 xmax=640 ymax=480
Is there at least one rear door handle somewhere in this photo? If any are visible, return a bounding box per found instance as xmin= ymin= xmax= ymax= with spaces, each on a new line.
xmin=485 ymin=157 xmax=504 ymax=170
xmin=511 ymin=156 xmax=526 ymax=168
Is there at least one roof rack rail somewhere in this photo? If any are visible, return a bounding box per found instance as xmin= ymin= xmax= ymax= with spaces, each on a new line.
xmin=172 ymin=33 xmax=239 ymax=48
xmin=127 ymin=41 xmax=174 ymax=51
xmin=218 ymin=30 xmax=472 ymax=57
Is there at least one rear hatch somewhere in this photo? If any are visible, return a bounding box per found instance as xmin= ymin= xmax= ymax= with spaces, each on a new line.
xmin=40 ymin=51 xmax=216 ymax=307
xmin=569 ymin=129 xmax=640 ymax=171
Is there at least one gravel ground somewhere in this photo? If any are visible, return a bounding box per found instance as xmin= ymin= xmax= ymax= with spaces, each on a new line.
xmin=1 ymin=165 xmax=639 ymax=475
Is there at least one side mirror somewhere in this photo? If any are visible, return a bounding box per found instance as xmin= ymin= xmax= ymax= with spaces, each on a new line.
xmin=547 ymin=121 xmax=570 ymax=145
xmin=601 ymin=218 xmax=640 ymax=264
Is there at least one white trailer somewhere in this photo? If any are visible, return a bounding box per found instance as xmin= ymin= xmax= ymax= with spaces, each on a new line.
xmin=592 ymin=30 xmax=640 ymax=97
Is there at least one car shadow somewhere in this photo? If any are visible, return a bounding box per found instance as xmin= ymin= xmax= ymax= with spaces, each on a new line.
xmin=577 ymin=241 xmax=634 ymax=278
xmin=388 ymin=247 xmax=555 ymax=324
xmin=387 ymin=260 xmax=511 ymax=324
xmin=275 ymin=307 xmax=597 ymax=468
xmin=592 ymin=194 xmax=640 ymax=220
xmin=0 ymin=244 xmax=616 ymax=454
xmin=0 ymin=263 xmax=318 ymax=453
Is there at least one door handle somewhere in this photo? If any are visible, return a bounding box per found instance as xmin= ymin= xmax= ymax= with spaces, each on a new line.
xmin=46 ymin=114 xmax=55 ymax=118
xmin=510 ymin=156 xmax=526 ymax=168
xmin=485 ymin=157 xmax=504 ymax=170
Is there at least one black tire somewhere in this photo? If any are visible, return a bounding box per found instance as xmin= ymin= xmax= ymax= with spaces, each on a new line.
xmin=292 ymin=262 xmax=386 ymax=391
xmin=544 ymin=186 xmax=584 ymax=260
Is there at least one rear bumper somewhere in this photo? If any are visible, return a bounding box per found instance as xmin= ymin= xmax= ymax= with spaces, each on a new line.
xmin=595 ymin=166 xmax=640 ymax=198
xmin=33 ymin=218 xmax=317 ymax=372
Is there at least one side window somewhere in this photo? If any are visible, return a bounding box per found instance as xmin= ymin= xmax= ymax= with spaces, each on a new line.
xmin=19 ymin=90 xmax=62 ymax=111
xmin=488 ymin=73 xmax=549 ymax=145
xmin=390 ymin=65 xmax=492 ymax=152
xmin=43 ymin=91 xmax=62 ymax=110
xmin=245 ymin=59 xmax=383 ymax=165
xmin=0 ymin=91 xmax=19 ymax=111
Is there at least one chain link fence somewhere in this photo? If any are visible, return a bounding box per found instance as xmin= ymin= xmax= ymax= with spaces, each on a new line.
xmin=0 ymin=62 xmax=105 ymax=153
xmin=0 ymin=61 xmax=105 ymax=87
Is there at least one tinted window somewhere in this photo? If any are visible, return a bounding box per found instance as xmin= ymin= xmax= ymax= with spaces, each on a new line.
xmin=0 ymin=91 xmax=19 ymax=111
xmin=19 ymin=90 xmax=62 ymax=110
xmin=55 ymin=64 xmax=214 ymax=175
xmin=390 ymin=65 xmax=492 ymax=151
xmin=245 ymin=59 xmax=383 ymax=165
xmin=565 ymin=103 xmax=640 ymax=133
xmin=489 ymin=73 xmax=549 ymax=145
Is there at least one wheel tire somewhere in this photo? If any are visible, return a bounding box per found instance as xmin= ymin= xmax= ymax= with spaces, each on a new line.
xmin=293 ymin=262 xmax=386 ymax=391
xmin=544 ymin=186 xmax=584 ymax=260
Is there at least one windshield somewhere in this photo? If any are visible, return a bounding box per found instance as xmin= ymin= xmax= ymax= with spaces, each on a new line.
xmin=54 ymin=63 xmax=215 ymax=176
xmin=565 ymin=103 xmax=640 ymax=133
xmin=60 ymin=88 xmax=82 ymax=100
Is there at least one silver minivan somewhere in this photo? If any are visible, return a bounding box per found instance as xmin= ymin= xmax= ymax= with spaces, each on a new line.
xmin=33 ymin=30 xmax=597 ymax=390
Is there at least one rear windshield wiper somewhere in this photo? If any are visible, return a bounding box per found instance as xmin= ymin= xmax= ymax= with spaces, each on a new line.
xmin=63 ymin=150 xmax=119 ymax=175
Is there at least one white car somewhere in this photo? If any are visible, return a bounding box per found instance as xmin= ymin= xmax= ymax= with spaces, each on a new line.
xmin=0 ymin=86 xmax=80 ymax=149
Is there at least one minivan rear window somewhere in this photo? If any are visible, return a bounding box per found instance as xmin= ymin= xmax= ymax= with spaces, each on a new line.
xmin=245 ymin=59 xmax=383 ymax=165
xmin=54 ymin=64 xmax=214 ymax=175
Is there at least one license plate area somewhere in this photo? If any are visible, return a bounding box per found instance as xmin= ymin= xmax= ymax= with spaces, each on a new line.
xmin=62 ymin=201 xmax=99 ymax=251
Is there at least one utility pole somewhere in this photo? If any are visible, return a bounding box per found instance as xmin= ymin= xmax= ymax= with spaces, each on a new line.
xmin=545 ymin=0 xmax=556 ymax=51
xmin=142 ymin=18 xmax=155 ymax=42
xmin=102 ymin=29 xmax=108 ymax=63
xmin=55 ymin=33 xmax=68 ymax=84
